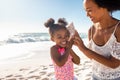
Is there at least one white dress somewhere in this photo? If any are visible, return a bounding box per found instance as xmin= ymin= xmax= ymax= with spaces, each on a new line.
xmin=88 ymin=21 xmax=120 ymax=79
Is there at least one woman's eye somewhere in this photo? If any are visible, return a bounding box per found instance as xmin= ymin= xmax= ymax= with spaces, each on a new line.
xmin=86 ymin=8 xmax=92 ymax=12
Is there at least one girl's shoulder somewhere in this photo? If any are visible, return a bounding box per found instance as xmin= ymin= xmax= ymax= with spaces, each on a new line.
xmin=50 ymin=45 xmax=59 ymax=58
xmin=50 ymin=45 xmax=58 ymax=51
xmin=51 ymin=45 xmax=56 ymax=48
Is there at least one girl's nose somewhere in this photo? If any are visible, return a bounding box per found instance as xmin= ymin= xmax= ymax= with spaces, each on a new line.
xmin=62 ymin=36 xmax=67 ymax=40
xmin=62 ymin=37 xmax=66 ymax=40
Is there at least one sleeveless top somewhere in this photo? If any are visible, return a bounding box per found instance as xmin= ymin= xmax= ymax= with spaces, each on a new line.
xmin=88 ymin=21 xmax=120 ymax=79
xmin=52 ymin=46 xmax=74 ymax=80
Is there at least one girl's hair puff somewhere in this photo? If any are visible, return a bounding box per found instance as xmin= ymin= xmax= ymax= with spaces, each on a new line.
xmin=44 ymin=18 xmax=55 ymax=28
xmin=44 ymin=18 xmax=68 ymax=37
xmin=58 ymin=18 xmax=68 ymax=26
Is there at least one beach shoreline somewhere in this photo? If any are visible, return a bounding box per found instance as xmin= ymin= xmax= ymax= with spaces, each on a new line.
xmin=0 ymin=41 xmax=92 ymax=80
xmin=0 ymin=59 xmax=92 ymax=80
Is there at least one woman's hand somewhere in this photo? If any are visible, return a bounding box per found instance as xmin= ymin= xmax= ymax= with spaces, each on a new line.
xmin=74 ymin=31 xmax=85 ymax=50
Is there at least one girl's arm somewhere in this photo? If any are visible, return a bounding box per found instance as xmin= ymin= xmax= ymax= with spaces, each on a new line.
xmin=50 ymin=39 xmax=73 ymax=67
xmin=74 ymin=30 xmax=120 ymax=69
xmin=70 ymin=49 xmax=80 ymax=65
xmin=50 ymin=46 xmax=70 ymax=67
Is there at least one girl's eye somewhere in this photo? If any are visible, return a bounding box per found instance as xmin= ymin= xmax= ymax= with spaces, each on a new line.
xmin=65 ymin=34 xmax=69 ymax=38
xmin=57 ymin=36 xmax=62 ymax=39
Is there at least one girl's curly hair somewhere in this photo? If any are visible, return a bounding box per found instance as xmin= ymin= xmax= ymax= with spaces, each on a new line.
xmin=44 ymin=18 xmax=68 ymax=37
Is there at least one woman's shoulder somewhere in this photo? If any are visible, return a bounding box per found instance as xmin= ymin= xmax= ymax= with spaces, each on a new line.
xmin=115 ymin=20 xmax=120 ymax=32
xmin=88 ymin=25 xmax=94 ymax=40
xmin=115 ymin=20 xmax=120 ymax=42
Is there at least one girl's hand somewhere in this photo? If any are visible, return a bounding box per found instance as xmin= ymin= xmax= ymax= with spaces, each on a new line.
xmin=66 ymin=36 xmax=74 ymax=49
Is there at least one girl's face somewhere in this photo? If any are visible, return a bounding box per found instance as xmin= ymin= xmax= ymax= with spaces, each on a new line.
xmin=83 ymin=0 xmax=106 ymax=23
xmin=51 ymin=29 xmax=69 ymax=48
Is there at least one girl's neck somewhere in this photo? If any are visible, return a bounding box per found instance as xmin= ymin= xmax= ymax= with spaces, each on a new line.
xmin=56 ymin=45 xmax=65 ymax=48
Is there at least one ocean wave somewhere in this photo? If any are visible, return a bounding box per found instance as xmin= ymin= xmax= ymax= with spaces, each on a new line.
xmin=0 ymin=33 xmax=87 ymax=45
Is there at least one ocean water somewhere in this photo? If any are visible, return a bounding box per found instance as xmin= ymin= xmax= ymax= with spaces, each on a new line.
xmin=0 ymin=33 xmax=88 ymax=64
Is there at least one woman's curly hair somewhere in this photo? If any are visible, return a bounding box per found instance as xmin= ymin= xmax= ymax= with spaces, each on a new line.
xmin=93 ymin=0 xmax=120 ymax=12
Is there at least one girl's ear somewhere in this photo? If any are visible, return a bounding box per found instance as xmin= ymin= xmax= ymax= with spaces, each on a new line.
xmin=51 ymin=37 xmax=54 ymax=41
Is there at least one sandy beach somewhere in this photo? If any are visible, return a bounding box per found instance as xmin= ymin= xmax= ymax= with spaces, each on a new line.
xmin=0 ymin=41 xmax=92 ymax=80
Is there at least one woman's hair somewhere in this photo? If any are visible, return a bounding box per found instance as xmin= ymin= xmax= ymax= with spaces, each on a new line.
xmin=44 ymin=18 xmax=68 ymax=37
xmin=93 ymin=0 xmax=120 ymax=12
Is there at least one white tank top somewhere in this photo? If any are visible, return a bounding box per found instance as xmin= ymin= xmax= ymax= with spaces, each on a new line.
xmin=88 ymin=21 xmax=120 ymax=79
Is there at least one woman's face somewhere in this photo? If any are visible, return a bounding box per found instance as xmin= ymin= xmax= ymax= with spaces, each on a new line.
xmin=83 ymin=0 xmax=106 ymax=23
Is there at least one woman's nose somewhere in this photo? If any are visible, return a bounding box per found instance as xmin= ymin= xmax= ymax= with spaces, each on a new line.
xmin=86 ymin=12 xmax=90 ymax=17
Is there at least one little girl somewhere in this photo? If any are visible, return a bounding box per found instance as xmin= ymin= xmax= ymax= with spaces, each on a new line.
xmin=44 ymin=18 xmax=80 ymax=80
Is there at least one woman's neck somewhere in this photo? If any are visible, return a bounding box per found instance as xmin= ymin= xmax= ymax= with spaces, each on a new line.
xmin=95 ymin=16 xmax=117 ymax=30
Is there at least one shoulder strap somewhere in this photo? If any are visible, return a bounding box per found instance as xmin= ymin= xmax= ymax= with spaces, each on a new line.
xmin=89 ymin=25 xmax=93 ymax=40
xmin=113 ymin=21 xmax=120 ymax=34
xmin=91 ymin=27 xmax=92 ymax=40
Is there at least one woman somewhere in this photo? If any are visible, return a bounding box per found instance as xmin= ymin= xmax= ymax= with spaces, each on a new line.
xmin=74 ymin=0 xmax=120 ymax=80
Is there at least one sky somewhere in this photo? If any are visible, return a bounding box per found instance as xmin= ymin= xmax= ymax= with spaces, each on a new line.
xmin=0 ymin=0 xmax=120 ymax=40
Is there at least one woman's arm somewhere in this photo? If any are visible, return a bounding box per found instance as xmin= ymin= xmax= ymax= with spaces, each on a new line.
xmin=74 ymin=30 xmax=120 ymax=68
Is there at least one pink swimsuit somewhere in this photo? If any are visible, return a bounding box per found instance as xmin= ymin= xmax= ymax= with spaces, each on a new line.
xmin=52 ymin=46 xmax=74 ymax=80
